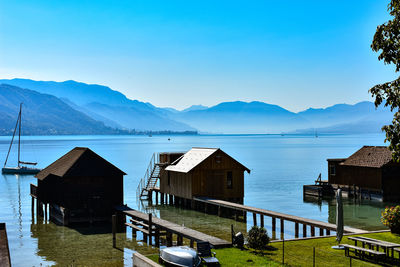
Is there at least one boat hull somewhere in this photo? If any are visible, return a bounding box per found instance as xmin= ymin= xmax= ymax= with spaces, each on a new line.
xmin=2 ymin=167 xmax=41 ymax=175
xmin=160 ymin=246 xmax=201 ymax=267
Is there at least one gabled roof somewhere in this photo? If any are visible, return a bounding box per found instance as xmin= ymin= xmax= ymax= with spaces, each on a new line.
xmin=35 ymin=147 xmax=126 ymax=180
xmin=165 ymin=147 xmax=250 ymax=173
xmin=341 ymin=146 xmax=393 ymax=168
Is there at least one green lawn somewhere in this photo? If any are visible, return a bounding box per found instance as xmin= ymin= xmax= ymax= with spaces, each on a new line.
xmin=148 ymin=232 xmax=400 ymax=266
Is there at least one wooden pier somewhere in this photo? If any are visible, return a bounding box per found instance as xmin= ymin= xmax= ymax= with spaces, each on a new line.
xmin=115 ymin=205 xmax=231 ymax=248
xmin=193 ymin=197 xmax=366 ymax=239
xmin=0 ymin=223 xmax=11 ymax=267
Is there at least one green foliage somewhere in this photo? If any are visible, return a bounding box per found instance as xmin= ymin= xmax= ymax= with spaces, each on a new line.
xmin=370 ymin=0 xmax=400 ymax=162
xmin=247 ymin=226 xmax=270 ymax=250
xmin=381 ymin=205 xmax=400 ymax=233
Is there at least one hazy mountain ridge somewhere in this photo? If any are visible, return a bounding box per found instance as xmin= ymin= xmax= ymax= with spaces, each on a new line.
xmin=0 ymin=78 xmax=394 ymax=134
xmin=0 ymin=84 xmax=123 ymax=135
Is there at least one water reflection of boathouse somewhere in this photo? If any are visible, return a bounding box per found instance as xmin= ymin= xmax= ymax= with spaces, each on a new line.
xmin=31 ymin=147 xmax=126 ymax=226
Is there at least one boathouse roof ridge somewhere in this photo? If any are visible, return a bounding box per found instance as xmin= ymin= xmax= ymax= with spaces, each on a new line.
xmin=341 ymin=146 xmax=392 ymax=168
xmin=165 ymin=147 xmax=250 ymax=173
xmin=35 ymin=147 xmax=126 ymax=180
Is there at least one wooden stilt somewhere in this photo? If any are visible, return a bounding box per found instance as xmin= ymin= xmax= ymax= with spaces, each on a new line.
xmin=303 ymin=224 xmax=307 ymax=238
xmin=31 ymin=197 xmax=34 ymax=217
xmin=166 ymin=232 xmax=172 ymax=247
xmin=155 ymin=228 xmax=160 ymax=247
xmin=177 ymin=235 xmax=183 ymax=246
xmin=155 ymin=192 xmax=158 ymax=204
xmin=326 ymin=229 xmax=330 ymax=235
xmin=169 ymin=195 xmax=173 ymax=206
xmin=272 ymin=217 xmax=276 ymax=233
xmin=190 ymin=239 xmax=194 ymax=248
xmin=311 ymin=226 xmax=315 ymax=237
xmin=260 ymin=214 xmax=264 ymax=228
xmin=161 ymin=193 xmax=164 ymax=204
xmin=44 ymin=203 xmax=48 ymax=221
xmin=112 ymin=215 xmax=117 ymax=248
xmin=319 ymin=228 xmax=324 ymax=236
xmin=148 ymin=213 xmax=153 ymax=245
xmin=280 ymin=219 xmax=284 ymax=240
xmin=253 ymin=213 xmax=257 ymax=226
xmin=295 ymin=222 xmax=299 ymax=238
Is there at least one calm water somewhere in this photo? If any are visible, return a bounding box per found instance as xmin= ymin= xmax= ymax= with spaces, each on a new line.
xmin=0 ymin=134 xmax=392 ymax=266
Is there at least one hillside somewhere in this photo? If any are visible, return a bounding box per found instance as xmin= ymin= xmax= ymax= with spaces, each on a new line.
xmin=0 ymin=84 xmax=122 ymax=135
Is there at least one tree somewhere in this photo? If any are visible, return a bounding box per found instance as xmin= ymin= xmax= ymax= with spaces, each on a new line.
xmin=370 ymin=0 xmax=400 ymax=161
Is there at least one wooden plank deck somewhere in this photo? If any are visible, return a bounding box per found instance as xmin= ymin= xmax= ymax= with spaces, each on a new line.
xmin=193 ymin=197 xmax=365 ymax=234
xmin=115 ymin=205 xmax=231 ymax=248
xmin=0 ymin=223 xmax=11 ymax=267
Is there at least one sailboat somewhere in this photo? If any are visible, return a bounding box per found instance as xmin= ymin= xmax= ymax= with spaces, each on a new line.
xmin=2 ymin=103 xmax=41 ymax=175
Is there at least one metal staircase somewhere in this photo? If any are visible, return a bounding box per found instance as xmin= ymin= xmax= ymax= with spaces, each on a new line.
xmin=137 ymin=153 xmax=162 ymax=201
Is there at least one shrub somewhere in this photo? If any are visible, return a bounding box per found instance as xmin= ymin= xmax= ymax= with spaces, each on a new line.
xmin=381 ymin=205 xmax=400 ymax=234
xmin=247 ymin=226 xmax=270 ymax=250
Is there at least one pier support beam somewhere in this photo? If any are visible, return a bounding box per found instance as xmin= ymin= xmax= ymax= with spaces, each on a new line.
xmin=311 ymin=226 xmax=315 ymax=237
xmin=280 ymin=219 xmax=284 ymax=240
xmin=253 ymin=213 xmax=257 ymax=226
xmin=272 ymin=217 xmax=276 ymax=238
xmin=326 ymin=229 xmax=330 ymax=235
xmin=166 ymin=232 xmax=172 ymax=247
xmin=160 ymin=193 xmax=164 ymax=204
xmin=260 ymin=214 xmax=264 ymax=228
xmin=169 ymin=195 xmax=173 ymax=206
xmin=148 ymin=214 xmax=153 ymax=245
xmin=177 ymin=235 xmax=183 ymax=246
xmin=190 ymin=239 xmax=194 ymax=248
xmin=295 ymin=222 xmax=299 ymax=238
xmin=303 ymin=224 xmax=307 ymax=238
xmin=319 ymin=228 xmax=324 ymax=236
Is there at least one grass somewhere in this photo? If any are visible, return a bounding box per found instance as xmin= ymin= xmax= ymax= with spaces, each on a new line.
xmin=147 ymin=232 xmax=400 ymax=266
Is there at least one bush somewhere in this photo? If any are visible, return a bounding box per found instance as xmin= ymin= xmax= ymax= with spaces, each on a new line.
xmin=381 ymin=205 xmax=400 ymax=234
xmin=247 ymin=226 xmax=270 ymax=250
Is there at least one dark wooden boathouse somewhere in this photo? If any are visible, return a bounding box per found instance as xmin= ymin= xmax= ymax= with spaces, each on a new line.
xmin=159 ymin=147 xmax=250 ymax=204
xmin=31 ymin=147 xmax=126 ymax=225
xmin=327 ymin=146 xmax=400 ymax=201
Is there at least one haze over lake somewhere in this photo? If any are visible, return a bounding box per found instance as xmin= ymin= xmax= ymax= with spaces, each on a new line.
xmin=0 ymin=133 xmax=390 ymax=266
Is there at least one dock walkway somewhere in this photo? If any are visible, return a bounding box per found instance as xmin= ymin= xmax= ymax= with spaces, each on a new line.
xmin=194 ymin=197 xmax=365 ymax=238
xmin=0 ymin=223 xmax=11 ymax=267
xmin=115 ymin=205 xmax=231 ymax=248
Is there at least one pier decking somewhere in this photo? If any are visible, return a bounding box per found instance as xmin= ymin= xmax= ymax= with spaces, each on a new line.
xmin=0 ymin=223 xmax=11 ymax=267
xmin=193 ymin=197 xmax=366 ymax=238
xmin=115 ymin=205 xmax=231 ymax=248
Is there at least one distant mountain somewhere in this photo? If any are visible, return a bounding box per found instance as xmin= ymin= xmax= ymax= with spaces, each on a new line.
xmin=0 ymin=78 xmax=194 ymax=132
xmin=181 ymin=105 xmax=208 ymax=112
xmin=0 ymin=78 xmax=394 ymax=134
xmin=169 ymin=101 xmax=309 ymax=134
xmin=0 ymin=84 xmax=122 ymax=135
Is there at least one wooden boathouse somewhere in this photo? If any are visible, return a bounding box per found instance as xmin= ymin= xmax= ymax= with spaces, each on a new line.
xmin=31 ymin=147 xmax=126 ymax=226
xmin=137 ymin=147 xmax=250 ymax=206
xmin=327 ymin=146 xmax=400 ymax=201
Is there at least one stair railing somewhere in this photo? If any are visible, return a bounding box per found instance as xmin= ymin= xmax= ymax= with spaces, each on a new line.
xmin=136 ymin=152 xmax=160 ymax=200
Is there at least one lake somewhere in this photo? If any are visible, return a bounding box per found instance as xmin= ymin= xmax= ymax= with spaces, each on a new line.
xmin=0 ymin=134 xmax=391 ymax=266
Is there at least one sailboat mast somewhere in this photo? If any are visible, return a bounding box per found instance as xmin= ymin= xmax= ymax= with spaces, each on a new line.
xmin=18 ymin=103 xmax=22 ymax=168
xmin=3 ymin=104 xmax=21 ymax=168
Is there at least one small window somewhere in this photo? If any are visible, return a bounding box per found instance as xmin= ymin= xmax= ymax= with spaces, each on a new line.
xmin=329 ymin=165 xmax=336 ymax=176
xmin=167 ymin=172 xmax=171 ymax=186
xmin=227 ymin=171 xmax=233 ymax=189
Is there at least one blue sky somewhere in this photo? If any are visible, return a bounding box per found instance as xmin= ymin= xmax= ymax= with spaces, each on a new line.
xmin=0 ymin=0 xmax=397 ymax=111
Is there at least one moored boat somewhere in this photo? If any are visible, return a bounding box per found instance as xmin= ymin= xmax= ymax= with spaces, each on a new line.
xmin=2 ymin=103 xmax=41 ymax=175
xmin=159 ymin=246 xmax=201 ymax=267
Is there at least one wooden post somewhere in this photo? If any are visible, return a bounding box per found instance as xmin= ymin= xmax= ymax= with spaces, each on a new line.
xmin=303 ymin=224 xmax=307 ymax=238
xmin=166 ymin=232 xmax=173 ymax=247
xmin=155 ymin=191 xmax=158 ymax=204
xmin=311 ymin=226 xmax=315 ymax=237
xmin=155 ymin=228 xmax=160 ymax=247
xmin=326 ymin=229 xmax=330 ymax=235
xmin=44 ymin=203 xmax=48 ymax=221
xmin=177 ymin=234 xmax=183 ymax=246
xmin=169 ymin=194 xmax=173 ymax=205
xmin=149 ymin=190 xmax=153 ymax=203
xmin=319 ymin=228 xmax=324 ymax=236
xmin=253 ymin=213 xmax=257 ymax=226
xmin=272 ymin=217 xmax=276 ymax=233
xmin=148 ymin=214 xmax=153 ymax=245
xmin=112 ymin=215 xmax=116 ymax=248
xmin=161 ymin=193 xmax=164 ymax=204
xmin=280 ymin=219 xmax=284 ymax=240
xmin=190 ymin=239 xmax=194 ymax=248
xmin=31 ymin=197 xmax=34 ymax=216
xmin=260 ymin=214 xmax=264 ymax=228
xmin=295 ymin=222 xmax=299 ymax=238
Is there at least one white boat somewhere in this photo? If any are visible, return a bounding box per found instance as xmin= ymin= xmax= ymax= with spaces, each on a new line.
xmin=159 ymin=246 xmax=201 ymax=267
xmin=2 ymin=103 xmax=41 ymax=175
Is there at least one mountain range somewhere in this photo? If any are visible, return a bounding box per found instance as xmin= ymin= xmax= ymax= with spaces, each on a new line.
xmin=0 ymin=78 xmax=394 ymax=135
